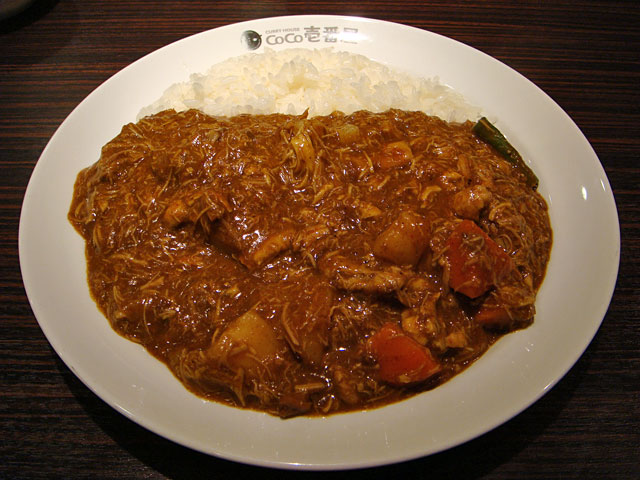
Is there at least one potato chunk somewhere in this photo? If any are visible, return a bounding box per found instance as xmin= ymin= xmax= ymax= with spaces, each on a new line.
xmin=210 ymin=309 xmax=282 ymax=374
xmin=373 ymin=211 xmax=430 ymax=266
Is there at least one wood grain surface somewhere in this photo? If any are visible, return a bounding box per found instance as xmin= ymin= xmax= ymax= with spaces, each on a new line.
xmin=1 ymin=1 xmax=638 ymax=478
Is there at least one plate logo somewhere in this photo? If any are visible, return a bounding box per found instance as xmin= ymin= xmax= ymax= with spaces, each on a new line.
xmin=241 ymin=30 xmax=262 ymax=50
xmin=241 ymin=25 xmax=361 ymax=51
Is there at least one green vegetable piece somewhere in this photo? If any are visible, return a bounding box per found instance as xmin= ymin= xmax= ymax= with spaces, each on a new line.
xmin=472 ymin=117 xmax=539 ymax=190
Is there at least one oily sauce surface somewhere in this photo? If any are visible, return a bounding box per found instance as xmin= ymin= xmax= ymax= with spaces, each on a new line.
xmin=69 ymin=108 xmax=552 ymax=417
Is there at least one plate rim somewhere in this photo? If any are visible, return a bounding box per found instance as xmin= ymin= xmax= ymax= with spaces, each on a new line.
xmin=18 ymin=14 xmax=620 ymax=470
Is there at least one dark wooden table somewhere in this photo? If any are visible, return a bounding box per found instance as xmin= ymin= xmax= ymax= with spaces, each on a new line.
xmin=2 ymin=1 xmax=638 ymax=478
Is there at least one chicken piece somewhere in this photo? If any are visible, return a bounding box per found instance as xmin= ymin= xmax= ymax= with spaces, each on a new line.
xmin=354 ymin=200 xmax=383 ymax=219
xmin=162 ymin=189 xmax=227 ymax=230
xmin=400 ymin=291 xmax=442 ymax=345
xmin=240 ymin=224 xmax=330 ymax=269
xmin=332 ymin=365 xmax=361 ymax=406
xmin=294 ymin=224 xmax=332 ymax=250
xmin=474 ymin=282 xmax=536 ymax=330
xmin=207 ymin=217 xmax=245 ymax=257
xmin=375 ymin=141 xmax=414 ymax=169
xmin=318 ymin=254 xmax=408 ymax=295
xmin=438 ymin=171 xmax=465 ymax=192
xmin=444 ymin=330 xmax=468 ymax=349
xmin=452 ymin=185 xmax=492 ymax=220
xmin=335 ymin=123 xmax=361 ymax=145
xmin=281 ymin=281 xmax=335 ymax=365
xmin=278 ymin=392 xmax=313 ymax=418
xmin=242 ymin=228 xmax=296 ymax=269
xmin=373 ymin=211 xmax=430 ymax=266
xmin=291 ymin=129 xmax=316 ymax=173
xmin=287 ymin=117 xmax=325 ymax=183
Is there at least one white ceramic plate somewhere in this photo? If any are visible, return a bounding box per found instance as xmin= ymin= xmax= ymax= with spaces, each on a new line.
xmin=19 ymin=15 xmax=619 ymax=470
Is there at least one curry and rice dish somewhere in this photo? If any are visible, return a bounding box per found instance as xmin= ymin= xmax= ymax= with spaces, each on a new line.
xmin=69 ymin=107 xmax=551 ymax=417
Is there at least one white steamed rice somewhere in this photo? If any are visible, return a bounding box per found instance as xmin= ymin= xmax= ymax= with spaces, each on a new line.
xmin=138 ymin=48 xmax=480 ymax=122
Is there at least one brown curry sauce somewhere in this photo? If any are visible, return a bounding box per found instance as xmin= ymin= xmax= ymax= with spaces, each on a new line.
xmin=69 ymin=108 xmax=552 ymax=417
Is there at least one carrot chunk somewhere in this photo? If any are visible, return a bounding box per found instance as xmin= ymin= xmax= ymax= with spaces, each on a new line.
xmin=368 ymin=323 xmax=440 ymax=386
xmin=445 ymin=220 xmax=512 ymax=298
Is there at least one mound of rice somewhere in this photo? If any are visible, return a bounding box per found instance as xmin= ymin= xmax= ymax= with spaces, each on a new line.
xmin=138 ymin=48 xmax=480 ymax=122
